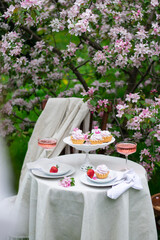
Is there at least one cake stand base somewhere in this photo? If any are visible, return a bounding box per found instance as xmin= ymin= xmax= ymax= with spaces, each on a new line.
xmin=80 ymin=152 xmax=95 ymax=172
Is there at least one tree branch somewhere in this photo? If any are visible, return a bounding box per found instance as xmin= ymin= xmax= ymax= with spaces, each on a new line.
xmin=69 ymin=62 xmax=88 ymax=91
xmin=75 ymin=60 xmax=90 ymax=69
xmin=146 ymin=10 xmax=155 ymax=31
xmin=20 ymin=26 xmax=89 ymax=91
xmin=13 ymin=113 xmax=35 ymax=124
xmin=131 ymin=61 xmax=155 ymax=93
xmin=81 ymin=34 xmax=103 ymax=51
xmin=21 ymin=26 xmax=41 ymax=41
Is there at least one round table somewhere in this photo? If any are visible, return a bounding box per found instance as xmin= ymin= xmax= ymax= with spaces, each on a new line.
xmin=13 ymin=154 xmax=157 ymax=240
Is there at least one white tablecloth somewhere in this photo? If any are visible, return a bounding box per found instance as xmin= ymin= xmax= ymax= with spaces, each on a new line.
xmin=13 ymin=154 xmax=158 ymax=240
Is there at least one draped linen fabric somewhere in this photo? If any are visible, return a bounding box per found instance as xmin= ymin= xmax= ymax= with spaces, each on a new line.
xmin=0 ymin=97 xmax=90 ymax=240
xmin=19 ymin=97 xmax=90 ymax=185
xmin=11 ymin=154 xmax=158 ymax=240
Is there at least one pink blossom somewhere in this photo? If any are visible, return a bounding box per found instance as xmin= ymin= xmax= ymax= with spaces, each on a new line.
xmin=1 ymin=102 xmax=13 ymax=115
xmin=59 ymin=177 xmax=75 ymax=187
xmin=125 ymin=93 xmax=140 ymax=103
xmin=3 ymin=5 xmax=15 ymax=19
xmin=151 ymin=0 xmax=159 ymax=7
xmin=0 ymin=119 xmax=15 ymax=137
xmin=112 ymin=131 xmax=121 ymax=138
xmin=116 ymin=104 xmax=129 ymax=118
xmin=144 ymin=78 xmax=152 ymax=86
xmin=133 ymin=132 xmax=143 ymax=140
xmin=145 ymin=139 xmax=152 ymax=147
xmin=156 ymin=146 xmax=160 ymax=153
xmin=139 ymin=107 xmax=152 ymax=119
xmin=150 ymin=89 xmax=158 ymax=93
xmin=154 ymin=130 xmax=160 ymax=141
xmin=127 ymin=117 xmax=141 ymax=130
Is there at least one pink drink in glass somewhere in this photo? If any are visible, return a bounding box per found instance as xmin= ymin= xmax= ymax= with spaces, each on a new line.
xmin=116 ymin=143 xmax=137 ymax=156
xmin=116 ymin=142 xmax=137 ymax=170
xmin=38 ymin=138 xmax=57 ymax=149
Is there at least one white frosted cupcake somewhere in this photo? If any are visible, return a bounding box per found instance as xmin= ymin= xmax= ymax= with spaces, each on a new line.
xmin=91 ymin=126 xmax=101 ymax=134
xmin=95 ymin=164 xmax=110 ymax=179
xmin=89 ymin=131 xmax=103 ymax=144
xmin=71 ymin=128 xmax=84 ymax=144
xmin=101 ymin=130 xmax=112 ymax=143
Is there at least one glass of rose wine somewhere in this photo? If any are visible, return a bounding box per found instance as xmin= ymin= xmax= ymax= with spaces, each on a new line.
xmin=115 ymin=141 xmax=137 ymax=171
xmin=38 ymin=138 xmax=57 ymax=159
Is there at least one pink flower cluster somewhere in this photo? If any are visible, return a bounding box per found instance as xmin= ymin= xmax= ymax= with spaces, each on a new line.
xmin=125 ymin=93 xmax=140 ymax=103
xmin=59 ymin=177 xmax=75 ymax=188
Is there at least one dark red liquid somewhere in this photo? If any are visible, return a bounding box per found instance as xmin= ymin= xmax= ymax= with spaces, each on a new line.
xmin=38 ymin=139 xmax=57 ymax=149
xmin=116 ymin=143 xmax=136 ymax=155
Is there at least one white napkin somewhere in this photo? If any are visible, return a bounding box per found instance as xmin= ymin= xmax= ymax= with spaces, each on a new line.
xmin=26 ymin=158 xmax=49 ymax=170
xmin=107 ymin=169 xmax=143 ymax=199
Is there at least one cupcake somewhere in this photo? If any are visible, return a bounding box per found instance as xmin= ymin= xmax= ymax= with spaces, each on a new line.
xmin=101 ymin=130 xmax=112 ymax=143
xmin=89 ymin=131 xmax=103 ymax=144
xmin=71 ymin=128 xmax=85 ymax=144
xmin=91 ymin=126 xmax=101 ymax=134
xmin=95 ymin=164 xmax=110 ymax=179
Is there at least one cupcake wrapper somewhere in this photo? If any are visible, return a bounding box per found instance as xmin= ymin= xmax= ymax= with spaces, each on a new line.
xmin=102 ymin=135 xmax=112 ymax=143
xmin=71 ymin=138 xmax=84 ymax=144
xmin=95 ymin=171 xmax=110 ymax=179
xmin=90 ymin=140 xmax=103 ymax=145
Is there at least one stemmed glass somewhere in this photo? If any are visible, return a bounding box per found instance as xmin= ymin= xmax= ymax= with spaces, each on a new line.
xmin=38 ymin=138 xmax=57 ymax=159
xmin=115 ymin=141 xmax=137 ymax=171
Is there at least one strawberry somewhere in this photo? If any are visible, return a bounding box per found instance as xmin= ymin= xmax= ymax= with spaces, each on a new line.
xmin=87 ymin=169 xmax=94 ymax=178
xmin=50 ymin=165 xmax=59 ymax=173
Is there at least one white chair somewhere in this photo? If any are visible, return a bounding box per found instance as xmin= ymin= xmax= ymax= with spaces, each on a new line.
xmin=0 ymin=97 xmax=90 ymax=240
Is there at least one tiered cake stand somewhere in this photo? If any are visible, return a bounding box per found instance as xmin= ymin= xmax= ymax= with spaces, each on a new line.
xmin=63 ymin=136 xmax=115 ymax=171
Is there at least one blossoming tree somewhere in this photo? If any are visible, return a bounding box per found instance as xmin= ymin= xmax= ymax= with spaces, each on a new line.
xmin=0 ymin=0 xmax=160 ymax=178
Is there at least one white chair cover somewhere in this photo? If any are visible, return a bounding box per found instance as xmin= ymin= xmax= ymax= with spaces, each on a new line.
xmin=0 ymin=97 xmax=90 ymax=239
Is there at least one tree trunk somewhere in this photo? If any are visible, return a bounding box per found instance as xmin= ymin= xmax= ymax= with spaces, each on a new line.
xmin=126 ymin=67 xmax=138 ymax=94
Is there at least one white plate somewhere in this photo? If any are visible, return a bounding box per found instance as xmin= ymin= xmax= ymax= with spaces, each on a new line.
xmin=41 ymin=163 xmax=71 ymax=176
xmin=80 ymin=171 xmax=120 ymax=187
xmin=31 ymin=166 xmax=75 ymax=179
xmin=87 ymin=170 xmax=116 ymax=184
xmin=63 ymin=136 xmax=115 ymax=152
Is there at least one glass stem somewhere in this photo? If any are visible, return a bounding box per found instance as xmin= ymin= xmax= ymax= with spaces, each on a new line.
xmin=125 ymin=155 xmax=128 ymax=170
xmin=85 ymin=151 xmax=90 ymax=165
xmin=45 ymin=149 xmax=51 ymax=158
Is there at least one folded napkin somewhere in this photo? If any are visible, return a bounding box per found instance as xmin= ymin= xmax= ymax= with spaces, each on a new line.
xmin=26 ymin=158 xmax=49 ymax=171
xmin=107 ymin=169 xmax=143 ymax=200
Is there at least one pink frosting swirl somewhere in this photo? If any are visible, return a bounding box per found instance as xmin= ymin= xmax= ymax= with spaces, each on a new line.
xmin=72 ymin=132 xmax=84 ymax=140
xmin=101 ymin=130 xmax=111 ymax=137
xmin=96 ymin=164 xmax=109 ymax=174
xmin=90 ymin=132 xmax=103 ymax=141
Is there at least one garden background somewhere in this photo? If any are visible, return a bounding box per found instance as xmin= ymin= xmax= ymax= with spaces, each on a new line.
xmin=0 ymin=0 xmax=160 ymax=215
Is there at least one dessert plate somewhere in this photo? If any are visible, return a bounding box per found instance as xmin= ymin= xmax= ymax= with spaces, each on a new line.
xmin=87 ymin=170 xmax=117 ymax=184
xmin=41 ymin=163 xmax=71 ymax=176
xmin=31 ymin=166 xmax=75 ymax=179
xmin=80 ymin=171 xmax=120 ymax=187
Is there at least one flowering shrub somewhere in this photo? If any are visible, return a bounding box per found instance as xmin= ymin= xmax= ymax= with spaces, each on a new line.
xmin=0 ymin=0 xmax=160 ymax=137
xmin=115 ymin=92 xmax=160 ymax=180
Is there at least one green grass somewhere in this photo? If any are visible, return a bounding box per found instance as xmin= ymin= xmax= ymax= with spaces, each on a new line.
xmin=8 ymin=135 xmax=29 ymax=191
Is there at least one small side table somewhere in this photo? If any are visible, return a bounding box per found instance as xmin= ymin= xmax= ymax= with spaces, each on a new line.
xmin=152 ymin=193 xmax=160 ymax=230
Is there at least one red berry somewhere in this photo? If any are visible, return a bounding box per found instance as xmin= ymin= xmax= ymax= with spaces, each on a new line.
xmin=87 ymin=169 xmax=94 ymax=178
xmin=50 ymin=166 xmax=58 ymax=173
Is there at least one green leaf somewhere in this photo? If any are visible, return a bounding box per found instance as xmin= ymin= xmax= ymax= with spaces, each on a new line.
xmin=150 ymin=118 xmax=156 ymax=123
xmin=70 ymin=178 xmax=75 ymax=186
xmin=142 ymin=123 xmax=148 ymax=129
xmin=90 ymin=99 xmax=97 ymax=106
xmin=152 ymin=56 xmax=159 ymax=61
xmin=125 ymin=114 xmax=133 ymax=120
xmin=35 ymin=9 xmax=40 ymax=16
